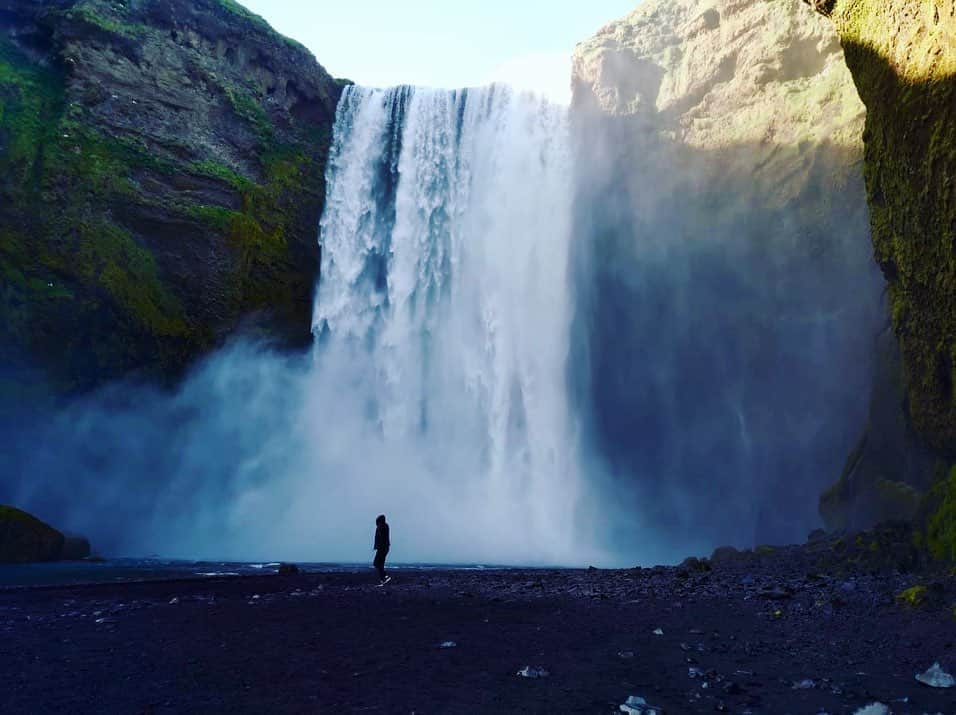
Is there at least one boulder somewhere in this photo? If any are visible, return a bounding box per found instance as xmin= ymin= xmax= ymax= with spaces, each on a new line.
xmin=0 ymin=505 xmax=65 ymax=563
xmin=710 ymin=546 xmax=741 ymax=563
xmin=679 ymin=556 xmax=712 ymax=573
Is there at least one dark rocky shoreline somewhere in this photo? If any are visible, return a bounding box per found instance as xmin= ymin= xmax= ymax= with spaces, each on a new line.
xmin=2 ymin=539 xmax=954 ymax=714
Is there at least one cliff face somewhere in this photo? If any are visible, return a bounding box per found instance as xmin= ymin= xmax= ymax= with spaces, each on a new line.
xmin=816 ymin=0 xmax=956 ymax=452
xmin=573 ymin=0 xmax=865 ymax=193
xmin=571 ymin=0 xmax=883 ymax=548
xmin=0 ymin=0 xmax=342 ymax=396
xmin=807 ymin=0 xmax=956 ymax=552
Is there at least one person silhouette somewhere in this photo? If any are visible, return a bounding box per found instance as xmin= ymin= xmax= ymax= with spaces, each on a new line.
xmin=373 ymin=514 xmax=390 ymax=585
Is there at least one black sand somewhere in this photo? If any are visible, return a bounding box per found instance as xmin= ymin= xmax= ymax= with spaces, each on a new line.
xmin=1 ymin=546 xmax=954 ymax=714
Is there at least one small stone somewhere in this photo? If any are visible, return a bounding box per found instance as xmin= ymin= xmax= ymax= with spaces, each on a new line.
xmin=439 ymin=641 xmax=456 ymax=648
xmin=758 ymin=586 xmax=793 ymax=600
xmin=653 ymin=628 xmax=664 ymax=636
xmin=851 ymin=705 xmax=890 ymax=715
xmin=620 ymin=695 xmax=663 ymax=714
xmin=516 ymin=666 xmax=549 ymax=679
xmin=168 ymin=597 xmax=179 ymax=605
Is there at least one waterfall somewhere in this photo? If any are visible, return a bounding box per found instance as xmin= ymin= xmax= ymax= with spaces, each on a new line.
xmin=309 ymin=85 xmax=586 ymax=563
xmin=3 ymin=83 xmax=597 ymax=566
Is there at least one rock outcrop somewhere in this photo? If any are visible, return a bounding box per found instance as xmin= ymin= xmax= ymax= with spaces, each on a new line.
xmin=61 ymin=534 xmax=92 ymax=560
xmin=806 ymin=0 xmax=956 ymax=538
xmin=0 ymin=0 xmax=343 ymax=395
xmin=571 ymin=0 xmax=882 ymax=548
xmin=0 ymin=505 xmax=65 ymax=563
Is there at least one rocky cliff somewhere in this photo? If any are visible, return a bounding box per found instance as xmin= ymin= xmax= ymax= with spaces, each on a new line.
xmin=0 ymin=0 xmax=342 ymax=397
xmin=805 ymin=0 xmax=956 ymax=554
xmin=570 ymin=0 xmax=883 ymax=548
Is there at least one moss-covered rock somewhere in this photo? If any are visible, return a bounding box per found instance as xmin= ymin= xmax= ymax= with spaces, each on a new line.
xmin=0 ymin=0 xmax=343 ymax=394
xmin=922 ymin=465 xmax=956 ymax=561
xmin=895 ymin=582 xmax=946 ymax=608
xmin=0 ymin=505 xmax=65 ymax=563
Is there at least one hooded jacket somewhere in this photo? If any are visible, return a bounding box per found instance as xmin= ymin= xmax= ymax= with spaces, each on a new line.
xmin=374 ymin=520 xmax=390 ymax=552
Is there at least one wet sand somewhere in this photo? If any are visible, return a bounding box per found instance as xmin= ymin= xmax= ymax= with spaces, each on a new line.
xmin=1 ymin=544 xmax=954 ymax=714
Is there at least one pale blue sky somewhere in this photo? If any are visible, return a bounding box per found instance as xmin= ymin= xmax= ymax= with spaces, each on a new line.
xmin=241 ymin=0 xmax=639 ymax=102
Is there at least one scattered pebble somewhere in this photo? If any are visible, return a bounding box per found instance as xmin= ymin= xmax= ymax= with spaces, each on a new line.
xmin=439 ymin=641 xmax=456 ymax=649
xmin=851 ymin=704 xmax=889 ymax=715
xmin=619 ymin=694 xmax=663 ymax=714
xmin=516 ymin=666 xmax=549 ymax=679
xmin=653 ymin=628 xmax=664 ymax=636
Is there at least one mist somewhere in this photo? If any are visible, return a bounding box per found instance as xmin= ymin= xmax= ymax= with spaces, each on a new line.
xmin=2 ymin=84 xmax=614 ymax=567
xmin=2 ymin=50 xmax=883 ymax=567
xmin=568 ymin=113 xmax=882 ymax=561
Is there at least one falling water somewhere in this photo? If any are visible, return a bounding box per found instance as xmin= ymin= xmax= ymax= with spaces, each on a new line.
xmin=310 ymin=85 xmax=587 ymax=563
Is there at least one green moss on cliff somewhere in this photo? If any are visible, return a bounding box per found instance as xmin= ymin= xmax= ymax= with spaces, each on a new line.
xmin=0 ymin=0 xmax=338 ymax=391
xmin=189 ymin=160 xmax=254 ymax=192
xmin=0 ymin=40 xmax=64 ymax=184
xmin=216 ymin=0 xmax=308 ymax=52
xmin=826 ymin=0 xmax=956 ymax=451
xmin=924 ymin=466 xmax=956 ymax=561
xmin=0 ymin=36 xmax=193 ymax=389
xmin=64 ymin=4 xmax=148 ymax=40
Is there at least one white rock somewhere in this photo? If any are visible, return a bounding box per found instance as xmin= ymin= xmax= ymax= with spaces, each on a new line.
xmin=915 ymin=662 xmax=955 ymax=688
xmin=852 ymin=704 xmax=890 ymax=715
xmin=620 ymin=695 xmax=664 ymax=714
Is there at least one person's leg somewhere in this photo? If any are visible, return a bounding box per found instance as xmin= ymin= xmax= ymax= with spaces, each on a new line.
xmin=374 ymin=550 xmax=385 ymax=581
xmin=381 ymin=549 xmax=388 ymax=580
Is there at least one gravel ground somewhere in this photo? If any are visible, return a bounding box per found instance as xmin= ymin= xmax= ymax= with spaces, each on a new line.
xmin=1 ymin=540 xmax=954 ymax=714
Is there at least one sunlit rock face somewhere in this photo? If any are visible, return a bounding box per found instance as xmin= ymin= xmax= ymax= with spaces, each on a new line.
xmin=573 ymin=0 xmax=864 ymax=196
xmin=569 ymin=0 xmax=883 ymax=555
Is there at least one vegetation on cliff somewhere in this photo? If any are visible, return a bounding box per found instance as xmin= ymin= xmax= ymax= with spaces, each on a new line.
xmin=807 ymin=0 xmax=956 ymax=538
xmin=0 ymin=0 xmax=342 ymax=394
xmin=817 ymin=0 xmax=956 ymax=451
